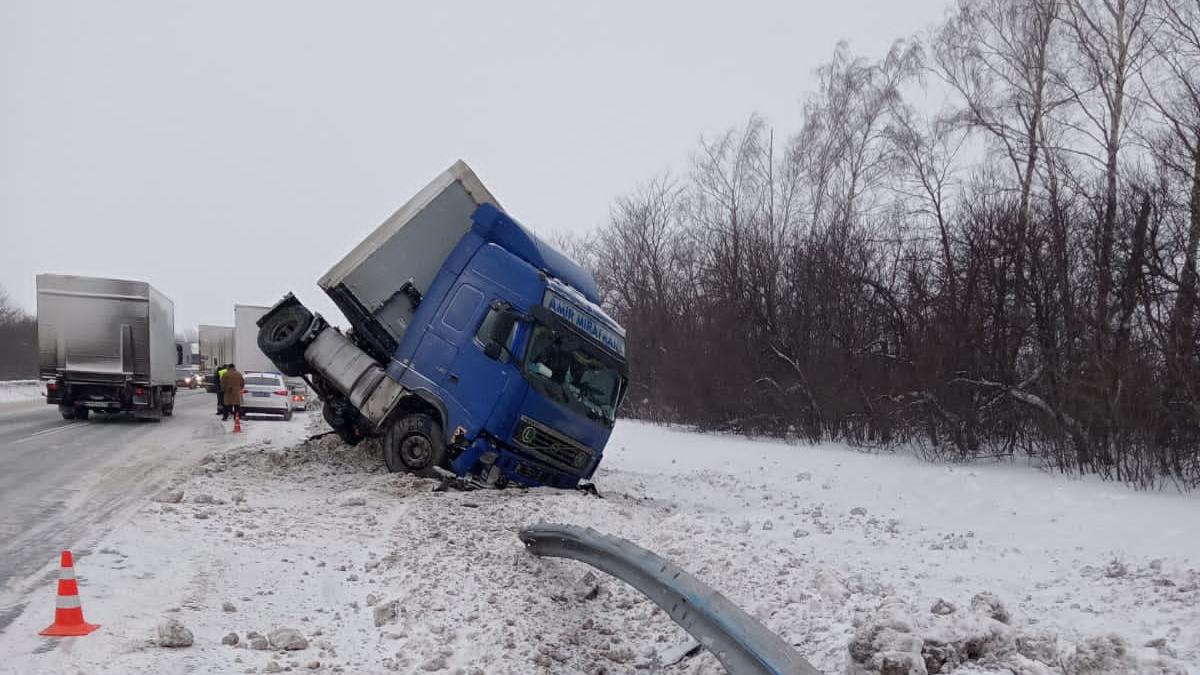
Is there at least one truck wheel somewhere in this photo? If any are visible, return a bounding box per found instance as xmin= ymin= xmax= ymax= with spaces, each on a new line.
xmin=383 ymin=414 xmax=446 ymax=476
xmin=323 ymin=402 xmax=361 ymax=446
xmin=274 ymin=357 xmax=309 ymax=377
xmin=60 ymin=406 xmax=76 ymax=420
xmin=75 ymin=407 xmax=90 ymax=421
xmin=162 ymin=404 xmax=174 ymax=417
xmin=259 ymin=304 xmax=313 ymax=372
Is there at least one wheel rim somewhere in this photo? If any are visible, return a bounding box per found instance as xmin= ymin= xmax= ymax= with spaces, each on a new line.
xmin=270 ymin=319 xmax=299 ymax=345
xmin=399 ymin=434 xmax=433 ymax=469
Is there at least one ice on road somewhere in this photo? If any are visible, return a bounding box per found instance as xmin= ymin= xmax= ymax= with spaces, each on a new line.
xmin=0 ymin=391 xmax=310 ymax=636
xmin=0 ymin=419 xmax=1196 ymax=674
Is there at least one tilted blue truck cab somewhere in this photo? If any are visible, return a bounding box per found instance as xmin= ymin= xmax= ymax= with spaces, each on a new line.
xmin=256 ymin=162 xmax=628 ymax=488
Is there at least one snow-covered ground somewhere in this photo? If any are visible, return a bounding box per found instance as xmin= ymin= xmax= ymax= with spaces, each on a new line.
xmin=0 ymin=380 xmax=43 ymax=403
xmin=0 ymin=419 xmax=1196 ymax=674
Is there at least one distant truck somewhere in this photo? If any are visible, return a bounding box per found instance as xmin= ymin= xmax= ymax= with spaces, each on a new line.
xmin=37 ymin=274 xmax=177 ymax=420
xmin=256 ymin=161 xmax=628 ymax=488
xmin=198 ymin=324 xmax=234 ymax=386
xmin=234 ymin=305 xmax=276 ymax=375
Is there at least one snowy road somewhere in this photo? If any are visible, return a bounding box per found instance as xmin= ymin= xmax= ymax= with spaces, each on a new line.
xmin=0 ymin=390 xmax=229 ymax=633
xmin=0 ymin=418 xmax=1195 ymax=674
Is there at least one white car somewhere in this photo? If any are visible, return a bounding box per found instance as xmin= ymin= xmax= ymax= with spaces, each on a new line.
xmin=240 ymin=371 xmax=294 ymax=421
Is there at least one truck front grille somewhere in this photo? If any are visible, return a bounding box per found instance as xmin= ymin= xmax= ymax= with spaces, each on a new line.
xmin=513 ymin=417 xmax=594 ymax=472
xmin=513 ymin=461 xmax=554 ymax=484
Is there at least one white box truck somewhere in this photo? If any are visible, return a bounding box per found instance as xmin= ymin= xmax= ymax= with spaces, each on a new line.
xmin=38 ymin=273 xmax=177 ymax=420
xmin=234 ymin=305 xmax=276 ymax=374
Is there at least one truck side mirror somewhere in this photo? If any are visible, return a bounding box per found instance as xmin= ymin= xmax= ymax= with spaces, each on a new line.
xmin=483 ymin=341 xmax=504 ymax=360
xmin=483 ymin=308 xmax=518 ymax=361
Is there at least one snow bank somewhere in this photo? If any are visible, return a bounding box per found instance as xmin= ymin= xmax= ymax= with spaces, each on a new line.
xmin=846 ymin=594 xmax=1190 ymax=674
xmin=0 ymin=379 xmax=42 ymax=403
xmin=0 ymin=420 xmax=1196 ymax=674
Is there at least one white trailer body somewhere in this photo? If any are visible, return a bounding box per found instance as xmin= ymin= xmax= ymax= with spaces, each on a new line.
xmin=37 ymin=274 xmax=175 ymax=385
xmin=234 ymin=305 xmax=276 ymax=374
xmin=37 ymin=273 xmax=177 ymax=418
xmin=198 ymin=325 xmax=235 ymax=371
xmin=317 ymin=160 xmax=501 ymax=358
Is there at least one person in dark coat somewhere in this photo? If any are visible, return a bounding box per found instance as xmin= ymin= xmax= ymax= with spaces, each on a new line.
xmin=221 ymin=364 xmax=245 ymax=421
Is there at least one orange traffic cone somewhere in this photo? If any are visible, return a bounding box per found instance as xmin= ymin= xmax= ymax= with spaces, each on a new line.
xmin=233 ymin=411 xmax=242 ymax=433
xmin=39 ymin=550 xmax=100 ymax=637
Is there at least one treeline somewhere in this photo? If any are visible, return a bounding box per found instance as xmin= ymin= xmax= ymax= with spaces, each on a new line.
xmin=0 ymin=285 xmax=38 ymax=380
xmin=581 ymin=0 xmax=1200 ymax=487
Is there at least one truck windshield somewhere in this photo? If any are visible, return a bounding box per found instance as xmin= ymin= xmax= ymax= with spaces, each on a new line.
xmin=523 ymin=325 xmax=623 ymax=426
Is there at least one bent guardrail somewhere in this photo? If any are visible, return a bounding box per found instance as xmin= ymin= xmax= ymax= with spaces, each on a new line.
xmin=519 ymin=524 xmax=820 ymax=675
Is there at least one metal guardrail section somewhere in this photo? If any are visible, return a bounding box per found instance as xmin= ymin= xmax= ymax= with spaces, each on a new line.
xmin=519 ymin=524 xmax=820 ymax=675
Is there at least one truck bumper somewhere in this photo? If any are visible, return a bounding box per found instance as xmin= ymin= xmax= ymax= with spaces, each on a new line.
xmin=80 ymin=401 xmax=123 ymax=411
xmin=454 ymin=441 xmax=587 ymax=489
xmin=47 ymin=379 xmax=171 ymax=415
xmin=500 ymin=454 xmax=581 ymax=489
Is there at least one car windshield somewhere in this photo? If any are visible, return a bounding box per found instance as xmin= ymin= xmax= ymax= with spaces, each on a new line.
xmin=245 ymin=376 xmax=281 ymax=387
xmin=523 ymin=324 xmax=624 ymax=425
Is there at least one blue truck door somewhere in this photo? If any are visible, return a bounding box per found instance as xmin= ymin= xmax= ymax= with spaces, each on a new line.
xmin=425 ymin=281 xmax=506 ymax=428
xmin=437 ymin=281 xmax=515 ymax=432
xmin=406 ymin=283 xmax=473 ymax=425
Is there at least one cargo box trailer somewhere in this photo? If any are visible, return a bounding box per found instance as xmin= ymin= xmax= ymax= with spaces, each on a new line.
xmin=37 ymin=273 xmax=177 ymax=420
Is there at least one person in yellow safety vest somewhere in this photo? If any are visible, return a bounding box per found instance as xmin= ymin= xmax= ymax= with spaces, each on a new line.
xmin=215 ymin=364 xmax=229 ymax=416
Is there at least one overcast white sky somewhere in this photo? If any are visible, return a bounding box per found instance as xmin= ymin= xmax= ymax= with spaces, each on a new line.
xmin=1 ymin=1 xmax=948 ymax=331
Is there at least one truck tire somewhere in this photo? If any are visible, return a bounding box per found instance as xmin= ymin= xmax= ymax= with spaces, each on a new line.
xmin=258 ymin=304 xmax=313 ymax=375
xmin=323 ymin=402 xmax=361 ymax=446
xmin=60 ymin=406 xmax=76 ymax=420
xmin=383 ymin=413 xmax=446 ymax=476
xmin=162 ymin=404 xmax=174 ymax=417
xmin=275 ymin=357 xmax=309 ymax=377
xmin=75 ymin=407 xmax=90 ymax=421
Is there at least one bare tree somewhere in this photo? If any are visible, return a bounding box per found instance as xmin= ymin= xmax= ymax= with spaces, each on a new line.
xmin=793 ymin=41 xmax=920 ymax=232
xmin=1059 ymin=0 xmax=1153 ymax=348
xmin=586 ymin=28 xmax=1200 ymax=487
xmin=887 ymin=104 xmax=968 ymax=307
xmin=0 ymin=285 xmax=39 ymax=380
xmin=933 ymin=0 xmax=1068 ymax=381
xmin=0 ymin=286 xmax=20 ymax=324
xmin=1141 ymin=0 xmax=1200 ymax=454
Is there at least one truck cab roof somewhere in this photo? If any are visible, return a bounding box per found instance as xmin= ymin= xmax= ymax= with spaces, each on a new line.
xmin=469 ymin=204 xmax=601 ymax=306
